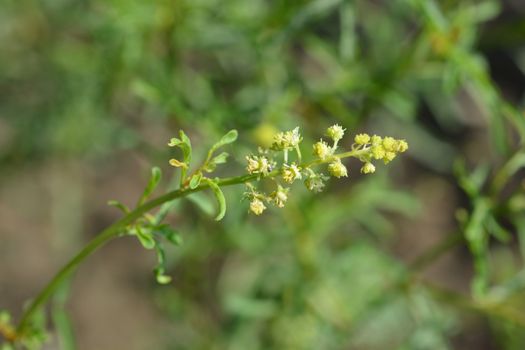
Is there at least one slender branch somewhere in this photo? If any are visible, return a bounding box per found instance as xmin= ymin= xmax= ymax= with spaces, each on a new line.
xmin=16 ymin=146 xmax=365 ymax=337
xmin=16 ymin=148 xmax=367 ymax=337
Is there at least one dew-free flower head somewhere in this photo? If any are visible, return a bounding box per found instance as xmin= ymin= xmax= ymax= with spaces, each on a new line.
xmin=282 ymin=163 xmax=302 ymax=184
xmin=328 ymin=158 xmax=348 ymax=178
xmin=326 ymin=124 xmax=345 ymax=142
xmin=250 ymin=199 xmax=266 ymax=215
xmin=313 ymin=140 xmax=332 ymax=160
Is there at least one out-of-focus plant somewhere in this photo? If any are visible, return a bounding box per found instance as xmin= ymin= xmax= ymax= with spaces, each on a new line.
xmin=3 ymin=0 xmax=525 ymax=348
xmin=0 ymin=125 xmax=407 ymax=349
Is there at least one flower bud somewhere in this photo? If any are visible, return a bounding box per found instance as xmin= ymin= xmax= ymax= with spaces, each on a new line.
xmin=360 ymin=162 xmax=376 ymax=174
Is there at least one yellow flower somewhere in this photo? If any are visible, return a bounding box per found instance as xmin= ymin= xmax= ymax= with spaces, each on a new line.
xmin=383 ymin=152 xmax=396 ymax=164
xmin=313 ymin=140 xmax=332 ymax=160
xmin=245 ymin=155 xmax=272 ymax=175
xmin=371 ymin=145 xmax=386 ymax=160
xmin=326 ymin=124 xmax=345 ymax=142
xmin=354 ymin=133 xmax=370 ymax=145
xmin=249 ymin=199 xmax=266 ymax=215
xmin=371 ymin=135 xmax=382 ymax=145
xmin=304 ymin=173 xmax=328 ymax=192
xmin=328 ymin=158 xmax=348 ymax=178
xmin=382 ymin=137 xmax=396 ymax=152
xmin=360 ymin=162 xmax=376 ymax=174
xmin=272 ymin=127 xmax=302 ymax=150
xmin=395 ymin=140 xmax=409 ymax=153
xmin=282 ymin=163 xmax=302 ymax=184
xmin=271 ymin=186 xmax=289 ymax=208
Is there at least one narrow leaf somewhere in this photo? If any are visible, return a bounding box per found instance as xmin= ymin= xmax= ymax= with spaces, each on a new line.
xmin=107 ymin=200 xmax=130 ymax=213
xmin=206 ymin=179 xmax=227 ymax=221
xmin=205 ymin=130 xmax=237 ymax=168
xmin=179 ymin=130 xmax=192 ymax=164
xmin=155 ymin=224 xmax=183 ymax=246
xmin=189 ymin=173 xmax=203 ymax=189
xmin=138 ymin=167 xmax=162 ymax=205
xmin=156 ymin=274 xmax=172 ymax=284
xmin=154 ymin=244 xmax=172 ymax=284
xmin=213 ymin=129 xmax=238 ymax=149
xmin=135 ymin=226 xmax=156 ymax=249
xmin=212 ymin=152 xmax=229 ymax=165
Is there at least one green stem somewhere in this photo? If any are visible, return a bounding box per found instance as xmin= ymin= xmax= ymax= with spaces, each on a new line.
xmin=15 ymin=148 xmax=367 ymax=336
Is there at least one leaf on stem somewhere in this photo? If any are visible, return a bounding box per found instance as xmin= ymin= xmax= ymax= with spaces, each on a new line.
xmin=107 ymin=200 xmax=130 ymax=214
xmin=135 ymin=226 xmax=156 ymax=250
xmin=205 ymin=179 xmax=227 ymax=221
xmin=154 ymin=243 xmax=172 ymax=284
xmin=189 ymin=173 xmax=203 ymax=189
xmin=138 ymin=167 xmax=162 ymax=205
xmin=203 ymin=130 xmax=237 ymax=172
xmin=155 ymin=224 xmax=183 ymax=246
xmin=168 ymin=130 xmax=192 ymax=164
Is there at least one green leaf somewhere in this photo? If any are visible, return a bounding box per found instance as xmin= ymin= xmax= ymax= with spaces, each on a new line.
xmin=155 ymin=224 xmax=183 ymax=246
xmin=485 ymin=215 xmax=510 ymax=243
xmin=138 ymin=167 xmax=162 ymax=205
xmin=156 ymin=274 xmax=172 ymax=284
xmin=189 ymin=173 xmax=203 ymax=189
xmin=135 ymin=226 xmax=156 ymax=250
xmin=107 ymin=200 xmax=130 ymax=213
xmin=212 ymin=152 xmax=229 ymax=165
xmin=154 ymin=244 xmax=172 ymax=284
xmin=178 ymin=130 xmax=192 ymax=164
xmin=205 ymin=179 xmax=227 ymax=221
xmin=212 ymin=129 xmax=238 ymax=151
xmin=204 ymin=130 xmax=237 ymax=170
xmin=465 ymin=197 xmax=491 ymax=254
xmin=168 ymin=130 xmax=192 ymax=164
xmin=203 ymin=152 xmax=230 ymax=173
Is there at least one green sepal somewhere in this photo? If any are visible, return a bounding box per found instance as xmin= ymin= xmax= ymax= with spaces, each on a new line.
xmin=205 ymin=179 xmax=226 ymax=221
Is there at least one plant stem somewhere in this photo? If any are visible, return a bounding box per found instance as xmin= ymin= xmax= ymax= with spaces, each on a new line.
xmin=15 ymin=148 xmax=366 ymax=336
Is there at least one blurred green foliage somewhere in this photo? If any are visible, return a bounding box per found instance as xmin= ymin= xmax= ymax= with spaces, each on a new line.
xmin=2 ymin=0 xmax=525 ymax=349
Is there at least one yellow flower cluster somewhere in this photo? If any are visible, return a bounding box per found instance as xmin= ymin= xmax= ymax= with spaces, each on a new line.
xmin=243 ymin=125 xmax=408 ymax=215
xmin=282 ymin=163 xmax=302 ymax=184
xmin=312 ymin=140 xmax=332 ymax=160
xmin=249 ymin=198 xmax=266 ymax=215
xmin=328 ymin=158 xmax=348 ymax=178
xmin=355 ymin=134 xmax=408 ymax=165
xmin=326 ymin=124 xmax=345 ymax=142
xmin=246 ymin=155 xmax=273 ymax=175
xmin=272 ymin=127 xmax=302 ymax=151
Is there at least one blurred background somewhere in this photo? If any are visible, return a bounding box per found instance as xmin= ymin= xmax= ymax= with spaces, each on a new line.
xmin=1 ymin=0 xmax=525 ymax=349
